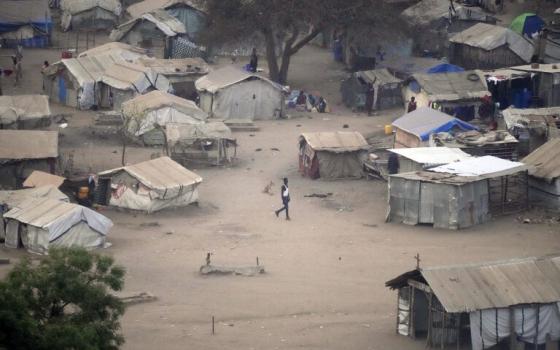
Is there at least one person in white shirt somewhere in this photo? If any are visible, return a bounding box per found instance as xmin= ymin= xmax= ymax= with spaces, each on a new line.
xmin=275 ymin=177 xmax=291 ymax=220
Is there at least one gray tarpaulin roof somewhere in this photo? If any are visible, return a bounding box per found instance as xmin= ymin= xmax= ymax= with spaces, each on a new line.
xmin=0 ymin=0 xmax=51 ymax=25
xmin=122 ymin=90 xmax=206 ymax=120
xmin=127 ymin=0 xmax=205 ymax=18
xmin=523 ymin=138 xmax=560 ymax=182
xmin=101 ymin=61 xmax=171 ymax=92
xmin=195 ymin=66 xmax=283 ymax=94
xmin=386 ymin=255 xmax=560 ymax=313
xmin=99 ymin=156 xmax=202 ymax=192
xmin=166 ymin=122 xmax=234 ymax=146
xmin=450 ymin=23 xmax=534 ymax=63
xmin=402 ymin=0 xmax=494 ymax=26
xmin=388 ymin=147 xmax=472 ymax=165
xmin=78 ymin=42 xmax=148 ymax=60
xmin=60 ymin=0 xmax=121 ymax=15
xmin=502 ymin=106 xmax=560 ymax=130
xmin=0 ymin=95 xmax=51 ymax=124
xmin=4 ymin=197 xmax=113 ymax=240
xmin=300 ymin=132 xmax=369 ymax=152
xmin=392 ymin=107 xmax=457 ymax=137
xmin=409 ymin=70 xmax=489 ymax=101
xmin=0 ymin=130 xmax=58 ymax=160
xmin=355 ymin=68 xmax=401 ymax=85
xmin=0 ymin=186 xmax=68 ymax=209
xmin=138 ymin=57 xmax=210 ymax=76
xmin=110 ymin=9 xmax=186 ymax=41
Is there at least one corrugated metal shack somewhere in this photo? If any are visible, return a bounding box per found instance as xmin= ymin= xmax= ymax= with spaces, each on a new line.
xmin=386 ymin=255 xmax=560 ymax=349
xmin=522 ymin=138 xmax=560 ymax=211
xmin=387 ymin=156 xmax=529 ymax=229
xmin=449 ymin=23 xmax=534 ymax=70
xmin=387 ymin=147 xmax=472 ymax=173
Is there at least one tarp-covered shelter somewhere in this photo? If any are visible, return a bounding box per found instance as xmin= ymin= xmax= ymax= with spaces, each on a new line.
xmin=110 ymin=9 xmax=186 ymax=58
xmin=502 ymin=107 xmax=560 ymax=154
xmin=523 ymin=139 xmax=560 ymax=211
xmin=387 ymin=147 xmax=472 ymax=173
xmin=122 ymin=90 xmax=206 ymax=145
xmin=426 ymin=63 xmax=464 ymax=74
xmin=0 ymin=186 xmax=68 ymax=240
xmin=0 ymin=95 xmax=52 ymax=129
xmin=511 ymin=64 xmax=560 ymax=108
xmin=97 ymin=156 xmax=202 ymax=212
xmin=60 ymin=0 xmax=122 ymax=32
xmin=0 ymin=0 xmax=52 ymax=48
xmin=401 ymin=0 xmax=496 ymax=56
xmin=77 ymin=42 xmax=148 ymax=60
xmin=483 ymin=67 xmax=534 ymax=109
xmin=0 ymin=130 xmax=58 ymax=189
xmin=23 ymin=171 xmax=65 ymax=189
xmin=138 ymin=57 xmax=209 ymax=99
xmin=195 ymin=66 xmax=286 ymax=121
xmin=99 ymin=61 xmax=171 ymax=109
xmin=3 ymin=197 xmax=112 ymax=253
xmin=299 ymin=132 xmax=370 ymax=179
xmin=402 ymin=70 xmax=491 ymax=121
xmin=510 ymin=13 xmax=544 ymax=38
xmin=386 ymin=255 xmax=560 ymax=349
xmin=430 ymin=129 xmax=520 ymax=161
xmin=449 ymin=23 xmax=534 ymax=70
xmin=166 ymin=122 xmax=237 ymax=166
xmin=392 ymin=107 xmax=477 ymax=148
xmin=388 ymin=156 xmax=529 ymax=229
xmin=126 ymin=0 xmax=206 ymax=41
xmin=341 ymin=69 xmax=403 ymax=111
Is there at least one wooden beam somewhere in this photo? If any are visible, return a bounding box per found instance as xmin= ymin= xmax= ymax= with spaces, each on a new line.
xmin=408 ymin=279 xmax=432 ymax=293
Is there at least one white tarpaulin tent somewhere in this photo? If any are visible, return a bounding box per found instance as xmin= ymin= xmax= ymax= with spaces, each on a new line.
xmin=0 ymin=95 xmax=52 ymax=129
xmin=3 ymin=197 xmax=112 ymax=254
xmin=195 ymin=66 xmax=286 ymax=120
xmin=122 ymin=90 xmax=206 ymax=145
xmin=98 ymin=156 xmax=202 ymax=213
xmin=60 ymin=0 xmax=122 ymax=31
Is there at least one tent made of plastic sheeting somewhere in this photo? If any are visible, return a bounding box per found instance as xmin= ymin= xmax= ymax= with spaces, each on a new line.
xmin=387 ymin=147 xmax=472 ymax=172
xmin=97 ymin=156 xmax=202 ymax=213
xmin=122 ymin=90 xmax=206 ymax=145
xmin=392 ymin=107 xmax=477 ymax=148
xmin=510 ymin=13 xmax=544 ymax=38
xmin=0 ymin=95 xmax=52 ymax=129
xmin=0 ymin=0 xmax=52 ymax=48
xmin=99 ymin=61 xmax=172 ymax=109
xmin=401 ymin=0 xmax=495 ymax=27
xmin=340 ymin=68 xmax=403 ymax=110
xmin=60 ymin=0 xmax=122 ymax=31
xmin=429 ymin=155 xmax=529 ymax=178
xmin=78 ymin=42 xmax=149 ymax=61
xmin=195 ymin=66 xmax=286 ymax=120
xmin=298 ymin=132 xmax=370 ymax=179
xmin=3 ymin=197 xmax=112 ymax=254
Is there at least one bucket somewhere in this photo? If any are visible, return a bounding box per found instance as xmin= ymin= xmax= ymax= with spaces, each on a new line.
xmin=384 ymin=124 xmax=393 ymax=135
xmin=78 ymin=186 xmax=89 ymax=199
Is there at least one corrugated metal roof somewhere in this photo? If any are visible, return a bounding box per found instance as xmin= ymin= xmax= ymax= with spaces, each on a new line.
xmin=502 ymin=106 xmax=560 ymax=131
xmin=387 ymin=255 xmax=560 ymax=313
xmin=450 ymin=23 xmax=534 ymax=63
xmin=512 ymin=63 xmax=560 ymax=74
xmin=409 ymin=70 xmax=490 ymax=102
xmin=122 ymin=90 xmax=206 ymax=120
xmin=127 ymin=0 xmax=205 ymax=18
xmin=110 ymin=9 xmax=186 ymax=41
xmin=388 ymin=147 xmax=472 ymax=165
xmin=430 ymin=155 xmax=529 ymax=177
xmin=522 ymin=138 xmax=560 ymax=181
xmin=99 ymin=156 xmax=202 ymax=191
xmin=300 ymin=132 xmax=369 ymax=152
xmin=0 ymin=130 xmax=58 ymax=160
xmin=195 ymin=66 xmax=283 ymax=94
xmin=355 ymin=68 xmax=401 ymax=85
xmin=78 ymin=42 xmax=148 ymax=60
xmin=101 ymin=61 xmax=170 ymax=92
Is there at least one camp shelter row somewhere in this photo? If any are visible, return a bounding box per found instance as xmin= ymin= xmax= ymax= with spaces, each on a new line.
xmin=386 ymin=255 xmax=560 ymax=349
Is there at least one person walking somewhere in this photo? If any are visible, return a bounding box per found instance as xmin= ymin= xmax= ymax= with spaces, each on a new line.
xmin=407 ymin=96 xmax=417 ymax=113
xmin=13 ymin=56 xmax=22 ymax=87
xmin=275 ymin=178 xmax=290 ymax=220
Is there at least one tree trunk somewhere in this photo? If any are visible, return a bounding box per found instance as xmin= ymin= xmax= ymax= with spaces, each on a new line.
xmin=278 ymin=50 xmax=292 ymax=85
xmin=262 ymin=28 xmax=280 ymax=82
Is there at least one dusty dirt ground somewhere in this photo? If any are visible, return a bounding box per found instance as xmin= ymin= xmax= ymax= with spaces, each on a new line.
xmin=0 ymin=33 xmax=559 ymax=350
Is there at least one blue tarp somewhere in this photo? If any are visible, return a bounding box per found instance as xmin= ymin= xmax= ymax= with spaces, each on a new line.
xmin=522 ymin=15 xmax=544 ymax=37
xmin=421 ymin=118 xmax=477 ymax=140
xmin=427 ymin=63 xmax=465 ymax=74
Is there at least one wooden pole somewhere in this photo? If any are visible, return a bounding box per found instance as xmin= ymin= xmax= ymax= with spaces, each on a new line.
xmin=212 ymin=316 xmax=215 ymax=335
xmin=456 ymin=314 xmax=461 ymax=350
xmin=410 ymin=286 xmax=416 ymax=339
xmin=510 ymin=307 xmax=516 ymax=349
xmin=256 ymin=256 xmax=259 ymax=266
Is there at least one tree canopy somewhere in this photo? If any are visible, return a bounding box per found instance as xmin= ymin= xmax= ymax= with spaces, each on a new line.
xmin=0 ymin=248 xmax=126 ymax=350
xmin=204 ymin=0 xmax=382 ymax=84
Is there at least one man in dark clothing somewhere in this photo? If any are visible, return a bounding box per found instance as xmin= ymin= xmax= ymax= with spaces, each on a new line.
xmin=388 ymin=153 xmax=400 ymax=175
xmin=407 ymin=96 xmax=417 ymax=113
xmin=365 ymin=83 xmax=375 ymax=116
xmin=275 ymin=178 xmax=290 ymax=220
xmin=249 ymin=48 xmax=258 ymax=73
